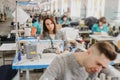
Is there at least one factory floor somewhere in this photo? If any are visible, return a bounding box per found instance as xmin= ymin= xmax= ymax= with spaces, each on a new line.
xmin=0 ymin=18 xmax=120 ymax=80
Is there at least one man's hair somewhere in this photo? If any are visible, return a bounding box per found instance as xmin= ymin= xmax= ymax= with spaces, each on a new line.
xmin=99 ymin=17 xmax=106 ymax=23
xmin=91 ymin=41 xmax=117 ymax=60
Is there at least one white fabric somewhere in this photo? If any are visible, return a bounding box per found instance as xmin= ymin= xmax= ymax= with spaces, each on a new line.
xmin=12 ymin=7 xmax=30 ymax=24
xmin=101 ymin=65 xmax=120 ymax=77
xmin=60 ymin=27 xmax=79 ymax=41
xmin=24 ymin=28 xmax=31 ymax=36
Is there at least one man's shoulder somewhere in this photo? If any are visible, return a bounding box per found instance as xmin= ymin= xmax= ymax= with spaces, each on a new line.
xmin=59 ymin=53 xmax=73 ymax=57
xmin=57 ymin=53 xmax=73 ymax=61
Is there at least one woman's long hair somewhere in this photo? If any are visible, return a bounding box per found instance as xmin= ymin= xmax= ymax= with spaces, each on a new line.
xmin=43 ymin=17 xmax=57 ymax=37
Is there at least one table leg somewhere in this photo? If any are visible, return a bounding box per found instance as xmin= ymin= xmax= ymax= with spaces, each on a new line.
xmin=18 ymin=70 xmax=20 ymax=80
xmin=26 ymin=70 xmax=30 ymax=80
xmin=2 ymin=51 xmax=5 ymax=65
xmin=90 ymin=38 xmax=92 ymax=45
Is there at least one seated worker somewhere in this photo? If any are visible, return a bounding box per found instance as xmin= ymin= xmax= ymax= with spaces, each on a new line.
xmin=40 ymin=17 xmax=83 ymax=53
xmin=31 ymin=16 xmax=42 ymax=37
xmin=58 ymin=15 xmax=70 ymax=27
xmin=40 ymin=17 xmax=65 ymax=40
xmin=39 ymin=41 xmax=119 ymax=80
xmin=91 ymin=17 xmax=108 ymax=35
xmin=39 ymin=17 xmax=66 ymax=53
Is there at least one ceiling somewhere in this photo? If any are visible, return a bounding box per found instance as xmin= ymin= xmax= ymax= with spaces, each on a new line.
xmin=16 ymin=0 xmax=48 ymax=3
xmin=6 ymin=0 xmax=49 ymax=11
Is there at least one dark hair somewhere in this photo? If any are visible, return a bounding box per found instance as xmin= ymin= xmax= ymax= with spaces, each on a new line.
xmin=99 ymin=17 xmax=106 ymax=23
xmin=61 ymin=15 xmax=67 ymax=21
xmin=92 ymin=41 xmax=117 ymax=60
xmin=43 ymin=17 xmax=57 ymax=37
xmin=32 ymin=18 xmax=37 ymax=23
xmin=30 ymin=15 xmax=32 ymax=18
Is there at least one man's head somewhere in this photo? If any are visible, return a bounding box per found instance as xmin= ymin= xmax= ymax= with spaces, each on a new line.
xmin=99 ymin=17 xmax=106 ymax=24
xmin=83 ymin=41 xmax=117 ymax=73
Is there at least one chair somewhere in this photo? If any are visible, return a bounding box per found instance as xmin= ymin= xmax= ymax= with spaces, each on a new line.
xmin=0 ymin=65 xmax=18 ymax=80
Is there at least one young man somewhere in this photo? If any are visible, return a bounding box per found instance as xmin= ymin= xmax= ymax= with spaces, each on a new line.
xmin=39 ymin=41 xmax=117 ymax=80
